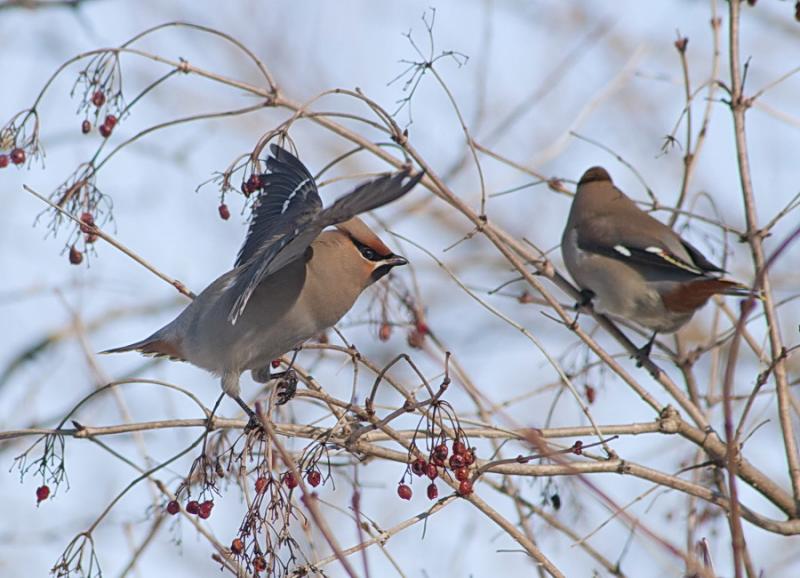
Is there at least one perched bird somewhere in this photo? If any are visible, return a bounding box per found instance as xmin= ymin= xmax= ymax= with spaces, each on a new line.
xmin=104 ymin=144 xmax=422 ymax=412
xmin=561 ymin=166 xmax=753 ymax=356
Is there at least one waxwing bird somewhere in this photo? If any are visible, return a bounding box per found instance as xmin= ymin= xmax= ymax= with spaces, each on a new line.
xmin=103 ymin=144 xmax=422 ymax=412
xmin=561 ymin=166 xmax=754 ymax=357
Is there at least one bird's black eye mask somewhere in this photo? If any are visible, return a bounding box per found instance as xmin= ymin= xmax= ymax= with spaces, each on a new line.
xmin=350 ymin=236 xmax=388 ymax=262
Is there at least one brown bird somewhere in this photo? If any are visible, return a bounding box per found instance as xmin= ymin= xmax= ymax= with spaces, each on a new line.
xmin=104 ymin=144 xmax=422 ymax=412
xmin=561 ymin=166 xmax=753 ymax=356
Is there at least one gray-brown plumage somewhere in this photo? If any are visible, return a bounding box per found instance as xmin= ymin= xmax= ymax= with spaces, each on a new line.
xmin=562 ymin=166 xmax=752 ymax=343
xmin=104 ymin=145 xmax=421 ymax=402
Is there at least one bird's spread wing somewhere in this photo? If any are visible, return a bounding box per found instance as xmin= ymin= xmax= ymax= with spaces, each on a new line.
xmin=228 ymin=145 xmax=322 ymax=324
xmin=235 ymin=144 xmax=322 ymax=267
xmin=227 ymin=147 xmax=422 ymax=324
xmin=316 ymin=169 xmax=423 ymax=228
xmin=577 ymin=217 xmax=723 ymax=277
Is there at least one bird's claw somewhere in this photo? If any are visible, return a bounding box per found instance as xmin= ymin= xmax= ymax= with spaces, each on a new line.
xmin=275 ymin=370 xmax=298 ymax=406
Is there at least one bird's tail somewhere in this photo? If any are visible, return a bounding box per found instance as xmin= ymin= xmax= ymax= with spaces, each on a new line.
xmin=100 ymin=336 xmax=186 ymax=361
xmin=717 ymin=279 xmax=763 ymax=300
xmin=663 ymin=278 xmax=760 ymax=313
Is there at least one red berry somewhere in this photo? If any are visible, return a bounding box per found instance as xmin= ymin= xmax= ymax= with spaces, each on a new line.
xmin=410 ymin=457 xmax=426 ymax=477
xmin=425 ymin=463 xmax=438 ymax=480
xmin=241 ymin=180 xmax=252 ymax=196
xmin=253 ymin=556 xmax=267 ymax=572
xmin=378 ymin=323 xmax=392 ymax=342
xmin=246 ymin=173 xmax=262 ymax=191
xmin=407 ymin=329 xmax=425 ymax=349
xmin=79 ymin=212 xmax=94 ymax=234
xmin=271 ymin=359 xmax=281 ymax=369
xmin=572 ymin=440 xmax=583 ymax=455
xmin=104 ymin=114 xmax=117 ymax=128
xmin=69 ymin=245 xmax=83 ymax=265
xmin=10 ymin=148 xmax=25 ymax=165
xmin=0 ymin=154 xmax=8 ymax=168
xmin=231 ymin=538 xmax=244 ymax=555
xmin=99 ymin=123 xmax=112 ymax=138
xmin=185 ymin=500 xmax=199 ymax=515
xmin=452 ymin=440 xmax=467 ymax=456
xmin=255 ymin=476 xmax=268 ymax=494
xmin=416 ymin=321 xmax=429 ymax=335
xmin=454 ymin=467 xmax=470 ymax=482
xmin=36 ymin=485 xmax=50 ymax=503
xmin=397 ymin=483 xmax=412 ymax=500
xmin=198 ymin=500 xmax=214 ymax=519
xmin=307 ymin=470 xmax=321 ymax=487
xmin=218 ymin=203 xmax=230 ymax=220
xmin=433 ymin=443 xmax=448 ymax=461
xmin=426 ymin=483 xmax=438 ymax=500
xmin=431 ymin=455 xmax=445 ymax=467
xmin=91 ymin=90 xmax=106 ymax=107
xmin=166 ymin=500 xmax=180 ymax=515
xmin=585 ymin=385 xmax=596 ymax=404
xmin=463 ymin=450 xmax=475 ymax=466
xmin=283 ymin=472 xmax=298 ymax=489
xmin=449 ymin=454 xmax=465 ymax=469
xmin=457 ymin=480 xmax=473 ymax=496
xmin=81 ymin=120 xmax=92 ymax=134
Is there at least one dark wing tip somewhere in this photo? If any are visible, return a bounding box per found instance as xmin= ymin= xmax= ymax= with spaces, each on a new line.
xmin=579 ymin=166 xmax=611 ymax=186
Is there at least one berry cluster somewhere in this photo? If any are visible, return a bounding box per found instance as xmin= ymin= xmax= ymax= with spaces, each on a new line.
xmin=166 ymin=498 xmax=215 ymax=519
xmin=400 ymin=437 xmax=476 ymax=501
xmin=0 ymin=109 xmax=40 ymax=170
xmin=73 ymin=51 xmax=124 ymax=138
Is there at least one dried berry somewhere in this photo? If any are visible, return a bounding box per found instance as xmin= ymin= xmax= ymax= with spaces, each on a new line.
xmin=99 ymin=123 xmax=112 ymax=138
xmin=231 ymin=538 xmax=244 ymax=555
xmin=283 ymin=472 xmax=298 ymax=489
xmin=457 ymin=479 xmax=473 ymax=496
xmin=104 ymin=114 xmax=117 ymax=128
xmin=551 ymin=493 xmax=561 ymax=510
xmin=81 ymin=120 xmax=92 ymax=134
xmin=79 ymin=212 xmax=95 ymax=234
xmin=307 ymin=470 xmax=321 ymax=487
xmin=416 ymin=321 xmax=429 ymax=335
xmin=253 ymin=556 xmax=267 ymax=572
xmin=449 ymin=454 xmax=465 ymax=469
xmin=10 ymin=148 xmax=25 ymax=165
xmin=241 ymin=180 xmax=252 ymax=196
xmin=454 ymin=467 xmax=470 ymax=482
xmin=198 ymin=500 xmax=214 ymax=519
xmin=185 ymin=500 xmax=200 ymax=515
xmin=411 ymin=457 xmax=426 ymax=477
xmin=0 ymin=154 xmax=8 ymax=168
xmin=166 ymin=500 xmax=180 ymax=515
xmin=36 ymin=485 xmax=50 ymax=504
xmin=585 ymin=385 xmax=596 ymax=404
xmin=572 ymin=440 xmax=583 ymax=455
xmin=463 ymin=450 xmax=475 ymax=466
xmin=397 ymin=483 xmax=412 ymax=500
xmin=255 ymin=476 xmax=268 ymax=494
xmin=433 ymin=443 xmax=448 ymax=461
xmin=378 ymin=323 xmax=392 ymax=342
xmin=91 ymin=90 xmax=106 ymax=107
xmin=246 ymin=173 xmax=262 ymax=191
xmin=426 ymin=483 xmax=438 ymax=500
xmin=218 ymin=203 xmax=230 ymax=220
xmin=452 ymin=440 xmax=467 ymax=456
xmin=425 ymin=463 xmax=438 ymax=480
xmin=69 ymin=245 xmax=83 ymax=265
xmin=407 ymin=329 xmax=425 ymax=349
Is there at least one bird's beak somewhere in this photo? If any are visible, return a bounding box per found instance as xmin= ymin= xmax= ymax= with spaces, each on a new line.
xmin=382 ymin=254 xmax=408 ymax=267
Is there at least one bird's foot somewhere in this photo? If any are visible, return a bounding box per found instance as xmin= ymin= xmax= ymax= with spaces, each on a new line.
xmin=575 ymin=289 xmax=595 ymax=310
xmin=275 ymin=370 xmax=298 ymax=406
xmin=232 ymin=395 xmax=263 ymax=431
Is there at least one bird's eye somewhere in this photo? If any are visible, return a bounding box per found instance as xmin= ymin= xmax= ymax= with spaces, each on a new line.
xmin=360 ymin=247 xmax=378 ymax=261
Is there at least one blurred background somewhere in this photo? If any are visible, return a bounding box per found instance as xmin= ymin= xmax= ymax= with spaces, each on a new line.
xmin=1 ymin=1 xmax=799 ymax=576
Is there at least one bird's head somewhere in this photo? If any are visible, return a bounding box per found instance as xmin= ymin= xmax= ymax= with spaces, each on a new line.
xmin=334 ymin=217 xmax=407 ymax=284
